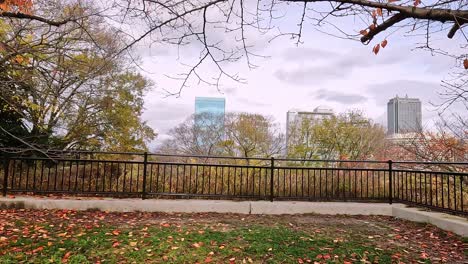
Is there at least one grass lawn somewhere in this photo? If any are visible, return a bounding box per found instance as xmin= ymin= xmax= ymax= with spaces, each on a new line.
xmin=0 ymin=209 xmax=466 ymax=263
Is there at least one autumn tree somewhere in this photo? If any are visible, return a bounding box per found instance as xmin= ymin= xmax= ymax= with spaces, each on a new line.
xmin=382 ymin=114 xmax=467 ymax=170
xmin=287 ymin=110 xmax=386 ymax=161
xmin=159 ymin=113 xmax=226 ymax=156
xmin=223 ymin=113 xmax=284 ymax=161
xmin=158 ymin=112 xmax=283 ymax=161
xmin=0 ymin=0 xmax=156 ymax=151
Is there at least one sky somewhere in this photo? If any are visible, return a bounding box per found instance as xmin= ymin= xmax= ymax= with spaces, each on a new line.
xmin=130 ymin=3 xmax=466 ymax=149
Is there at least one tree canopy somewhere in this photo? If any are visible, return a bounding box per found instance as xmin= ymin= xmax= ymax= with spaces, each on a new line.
xmin=1 ymin=0 xmax=466 ymax=96
xmin=0 ymin=0 xmax=156 ymax=151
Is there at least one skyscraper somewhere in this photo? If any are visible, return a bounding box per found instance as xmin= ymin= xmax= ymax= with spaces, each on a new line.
xmin=195 ymin=97 xmax=226 ymax=117
xmin=194 ymin=97 xmax=226 ymax=145
xmin=387 ymin=95 xmax=422 ymax=135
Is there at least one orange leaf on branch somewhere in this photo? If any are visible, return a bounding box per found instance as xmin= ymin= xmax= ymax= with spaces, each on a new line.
xmin=369 ymin=24 xmax=376 ymax=30
xmin=376 ymin=8 xmax=383 ymax=16
xmin=414 ymin=0 xmax=421 ymax=6
xmin=463 ymin=59 xmax=468 ymax=69
xmin=360 ymin=30 xmax=368 ymax=36
xmin=373 ymin=44 xmax=381 ymax=55
xmin=381 ymin=39 xmax=388 ymax=48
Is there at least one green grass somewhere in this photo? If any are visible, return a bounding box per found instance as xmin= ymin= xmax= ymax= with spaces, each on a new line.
xmin=1 ymin=225 xmax=397 ymax=263
xmin=0 ymin=210 xmax=465 ymax=263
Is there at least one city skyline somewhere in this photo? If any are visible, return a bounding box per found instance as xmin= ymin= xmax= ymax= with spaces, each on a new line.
xmin=141 ymin=28 xmax=464 ymax=147
xmin=153 ymin=89 xmax=437 ymax=146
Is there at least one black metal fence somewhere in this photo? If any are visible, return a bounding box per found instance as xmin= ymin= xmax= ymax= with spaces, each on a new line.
xmin=1 ymin=150 xmax=467 ymax=215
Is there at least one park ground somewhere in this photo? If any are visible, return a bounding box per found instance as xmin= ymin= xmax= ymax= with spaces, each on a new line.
xmin=0 ymin=209 xmax=466 ymax=263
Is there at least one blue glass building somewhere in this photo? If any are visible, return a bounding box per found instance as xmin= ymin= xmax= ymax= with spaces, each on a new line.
xmin=195 ymin=97 xmax=226 ymax=117
xmin=194 ymin=97 xmax=226 ymax=149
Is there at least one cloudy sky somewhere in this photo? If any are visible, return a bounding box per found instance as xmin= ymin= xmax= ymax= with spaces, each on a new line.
xmin=131 ymin=4 xmax=466 ymax=149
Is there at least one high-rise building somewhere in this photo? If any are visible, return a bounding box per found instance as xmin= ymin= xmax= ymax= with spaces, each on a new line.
xmin=387 ymin=95 xmax=422 ymax=135
xmin=194 ymin=97 xmax=226 ymax=145
xmin=286 ymin=106 xmax=334 ymax=152
xmin=195 ymin=97 xmax=226 ymax=117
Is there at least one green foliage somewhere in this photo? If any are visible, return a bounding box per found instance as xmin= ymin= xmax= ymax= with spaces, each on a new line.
xmin=0 ymin=0 xmax=155 ymax=151
xmin=287 ymin=110 xmax=385 ymax=161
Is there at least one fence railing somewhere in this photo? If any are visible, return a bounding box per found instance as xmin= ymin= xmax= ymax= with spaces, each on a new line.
xmin=1 ymin=150 xmax=467 ymax=216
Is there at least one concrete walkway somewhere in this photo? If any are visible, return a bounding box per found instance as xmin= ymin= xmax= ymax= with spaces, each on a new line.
xmin=1 ymin=196 xmax=467 ymax=237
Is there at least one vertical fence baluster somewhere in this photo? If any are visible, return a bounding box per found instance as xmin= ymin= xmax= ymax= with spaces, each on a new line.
xmin=188 ymin=165 xmax=192 ymax=194
xmin=441 ymin=174 xmax=445 ymax=209
xmin=142 ymin=152 xmax=148 ymax=200
xmin=460 ymin=176 xmax=463 ymax=213
xmin=453 ymin=175 xmax=456 ymax=212
xmin=270 ymin=157 xmax=274 ymax=202
xmin=11 ymin=160 xmax=16 ymax=190
xmin=388 ymin=160 xmax=392 ymax=204
xmin=447 ymin=174 xmax=450 ymax=210
xmin=3 ymin=158 xmax=9 ymax=196
xmin=182 ymin=165 xmax=186 ymax=194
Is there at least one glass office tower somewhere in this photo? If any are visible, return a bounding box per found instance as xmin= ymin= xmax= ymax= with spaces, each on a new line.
xmin=194 ymin=97 xmax=226 ymax=146
xmin=387 ymin=95 xmax=422 ymax=135
xmin=195 ymin=97 xmax=226 ymax=117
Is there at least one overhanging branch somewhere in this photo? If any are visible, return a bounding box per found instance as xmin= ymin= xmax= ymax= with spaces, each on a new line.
xmin=361 ymin=13 xmax=407 ymax=43
xmin=282 ymin=0 xmax=468 ymax=24
xmin=0 ymin=11 xmax=74 ymax=26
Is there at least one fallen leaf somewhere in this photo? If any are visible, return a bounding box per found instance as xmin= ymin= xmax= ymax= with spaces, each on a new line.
xmin=192 ymin=242 xmax=202 ymax=248
xmin=420 ymin=252 xmax=429 ymax=259
xmin=204 ymin=257 xmax=212 ymax=263
xmin=33 ymin=246 xmax=44 ymax=253
xmin=62 ymin=252 xmax=72 ymax=263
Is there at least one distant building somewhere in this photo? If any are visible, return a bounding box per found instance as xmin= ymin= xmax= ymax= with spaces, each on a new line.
xmin=286 ymin=106 xmax=334 ymax=153
xmin=387 ymin=95 xmax=422 ymax=135
xmin=194 ymin=97 xmax=226 ymax=146
xmin=195 ymin=97 xmax=226 ymax=117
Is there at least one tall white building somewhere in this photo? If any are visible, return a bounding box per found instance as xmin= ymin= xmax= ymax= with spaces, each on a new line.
xmin=286 ymin=106 xmax=334 ymax=152
xmin=387 ymin=95 xmax=422 ymax=135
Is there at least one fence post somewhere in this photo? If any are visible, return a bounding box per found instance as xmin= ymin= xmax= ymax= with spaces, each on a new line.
xmin=142 ymin=152 xmax=148 ymax=200
xmin=3 ymin=157 xmax=9 ymax=197
xmin=270 ymin=157 xmax=274 ymax=202
xmin=388 ymin=160 xmax=393 ymax=204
